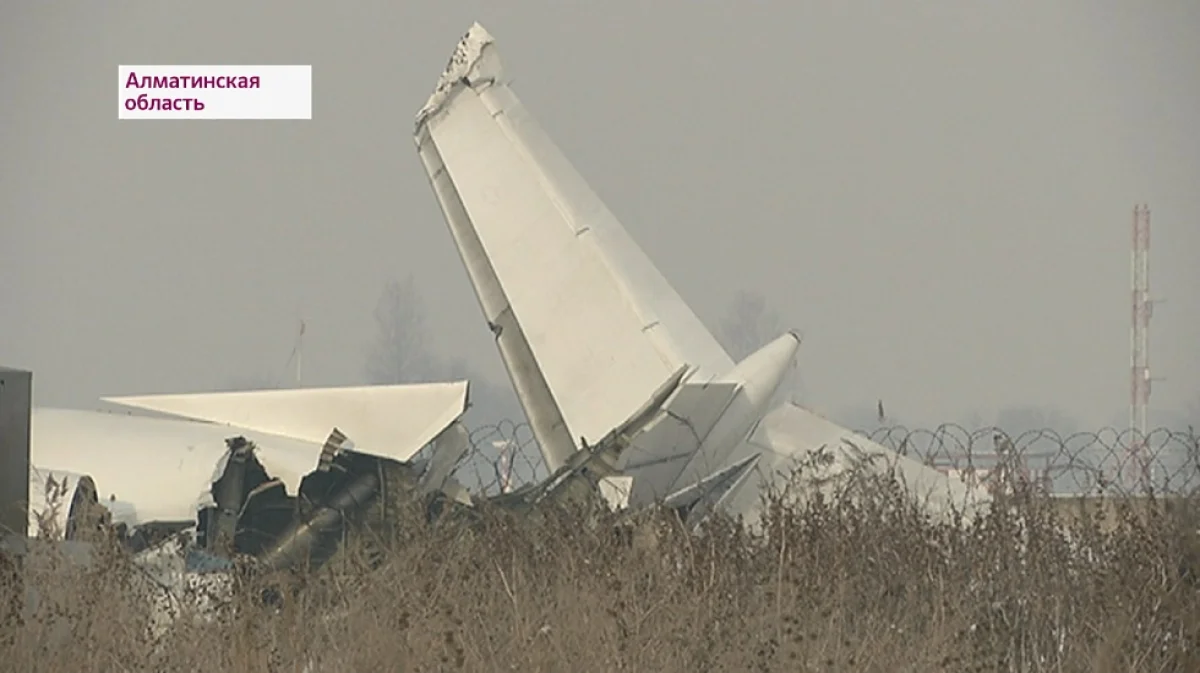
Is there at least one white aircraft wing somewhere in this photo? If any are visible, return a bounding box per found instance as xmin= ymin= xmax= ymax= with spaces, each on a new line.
xmin=414 ymin=24 xmax=735 ymax=468
xmin=103 ymin=382 xmax=468 ymax=462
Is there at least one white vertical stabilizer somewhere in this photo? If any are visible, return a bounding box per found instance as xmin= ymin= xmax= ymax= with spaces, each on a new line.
xmin=415 ymin=24 xmax=735 ymax=466
xmin=413 ymin=24 xmax=990 ymax=520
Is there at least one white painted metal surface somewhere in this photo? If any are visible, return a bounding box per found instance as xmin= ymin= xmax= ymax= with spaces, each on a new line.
xmin=665 ymin=332 xmax=801 ymax=495
xmin=728 ymin=403 xmax=991 ymax=528
xmin=415 ymin=23 xmax=989 ymax=522
xmin=417 ymin=116 xmax=578 ymax=471
xmin=26 ymin=383 xmax=470 ymax=536
xmin=29 ymin=408 xmax=320 ymax=534
xmin=26 ymin=466 xmax=90 ymax=538
xmin=598 ymin=476 xmax=634 ymax=511
xmin=415 ymin=24 xmax=732 ymax=464
xmin=421 ymin=88 xmax=674 ymax=448
xmin=103 ymin=382 xmax=469 ymax=462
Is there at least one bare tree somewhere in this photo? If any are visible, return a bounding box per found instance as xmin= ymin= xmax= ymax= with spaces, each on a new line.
xmin=715 ymin=290 xmax=785 ymax=362
xmin=715 ymin=289 xmax=803 ymax=403
xmin=364 ymin=276 xmax=434 ymax=384
xmin=363 ymin=278 xmax=525 ymax=428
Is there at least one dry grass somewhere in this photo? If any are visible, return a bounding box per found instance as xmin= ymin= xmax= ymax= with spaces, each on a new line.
xmin=3 ymin=469 xmax=1200 ymax=672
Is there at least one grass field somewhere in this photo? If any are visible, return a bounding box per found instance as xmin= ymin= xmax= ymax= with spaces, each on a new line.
xmin=3 ymin=468 xmax=1199 ymax=672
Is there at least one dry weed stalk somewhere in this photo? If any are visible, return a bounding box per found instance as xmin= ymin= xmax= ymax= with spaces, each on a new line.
xmin=1 ymin=460 xmax=1198 ymax=672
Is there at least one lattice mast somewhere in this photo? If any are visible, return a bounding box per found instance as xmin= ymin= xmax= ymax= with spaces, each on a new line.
xmin=1129 ymin=203 xmax=1152 ymax=490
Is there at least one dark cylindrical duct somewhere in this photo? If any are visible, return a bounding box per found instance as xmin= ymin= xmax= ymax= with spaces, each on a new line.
xmin=256 ymin=470 xmax=379 ymax=572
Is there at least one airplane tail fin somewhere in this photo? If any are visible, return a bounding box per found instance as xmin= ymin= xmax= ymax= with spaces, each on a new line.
xmin=414 ymin=23 xmax=736 ymax=475
xmin=619 ymin=380 xmax=740 ymax=504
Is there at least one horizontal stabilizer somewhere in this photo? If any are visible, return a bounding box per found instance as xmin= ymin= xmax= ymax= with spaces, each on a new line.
xmin=104 ymin=383 xmax=469 ymax=462
xmin=586 ymin=363 xmax=692 ymax=464
xmin=620 ymin=380 xmax=740 ymax=505
xmin=662 ymin=452 xmax=761 ymax=530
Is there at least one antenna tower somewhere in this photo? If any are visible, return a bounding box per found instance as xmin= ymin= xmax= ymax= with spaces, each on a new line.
xmin=1128 ymin=203 xmax=1153 ymax=491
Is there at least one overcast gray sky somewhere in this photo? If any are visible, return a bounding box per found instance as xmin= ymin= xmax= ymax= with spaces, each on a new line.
xmin=1 ymin=2 xmax=1196 ymax=431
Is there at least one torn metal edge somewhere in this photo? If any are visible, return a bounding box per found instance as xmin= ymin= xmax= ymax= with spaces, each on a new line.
xmin=414 ymin=21 xmax=499 ymax=131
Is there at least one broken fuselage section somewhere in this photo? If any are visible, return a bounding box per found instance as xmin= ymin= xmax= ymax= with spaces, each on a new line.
xmin=18 ymin=383 xmax=486 ymax=630
xmin=21 ymin=376 xmax=635 ymax=636
xmin=192 ymin=427 xmax=468 ymax=572
xmin=26 ymin=382 xmax=473 ymax=546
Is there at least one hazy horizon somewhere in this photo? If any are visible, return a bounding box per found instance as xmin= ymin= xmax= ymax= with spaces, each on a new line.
xmin=2 ymin=2 xmax=1197 ymax=432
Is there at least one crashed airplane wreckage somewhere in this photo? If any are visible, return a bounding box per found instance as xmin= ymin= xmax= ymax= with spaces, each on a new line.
xmin=4 ymin=378 xmax=660 ymax=637
xmin=23 ymin=383 xmax=470 ymax=552
xmin=413 ymin=23 xmax=991 ymax=527
xmin=17 ymin=381 xmax=644 ymax=575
